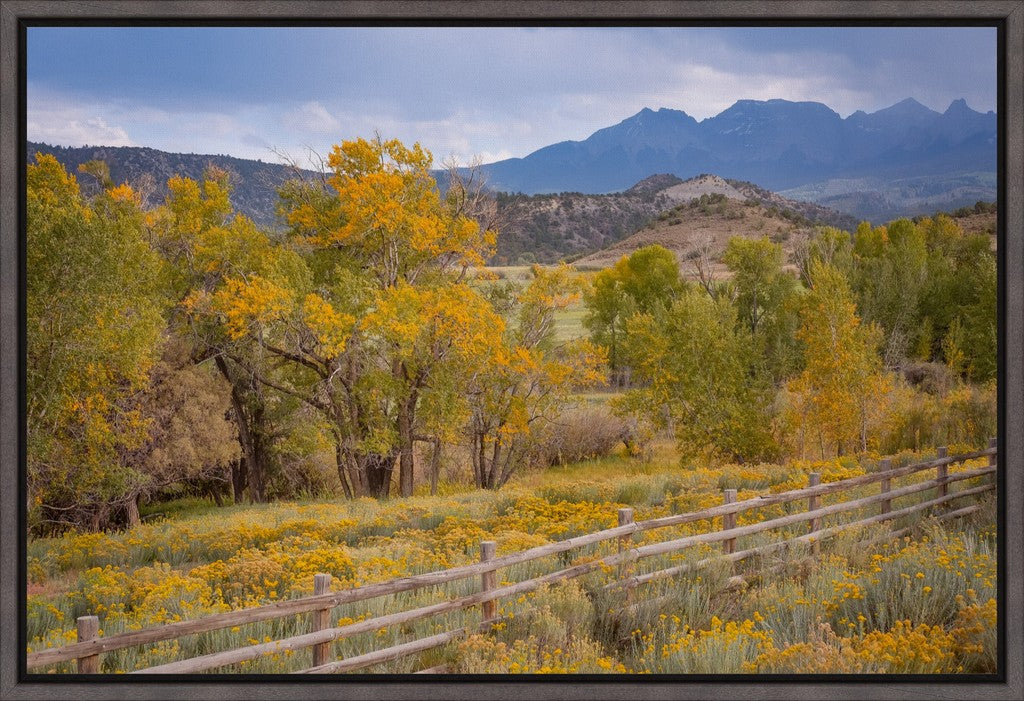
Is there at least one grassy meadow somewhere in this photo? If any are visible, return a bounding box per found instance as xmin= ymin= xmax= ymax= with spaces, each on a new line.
xmin=27 ymin=440 xmax=996 ymax=674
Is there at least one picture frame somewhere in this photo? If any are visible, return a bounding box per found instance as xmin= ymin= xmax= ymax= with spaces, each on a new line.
xmin=1 ymin=2 xmax=1021 ymax=699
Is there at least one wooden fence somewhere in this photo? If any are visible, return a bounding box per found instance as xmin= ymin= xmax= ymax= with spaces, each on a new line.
xmin=26 ymin=440 xmax=998 ymax=675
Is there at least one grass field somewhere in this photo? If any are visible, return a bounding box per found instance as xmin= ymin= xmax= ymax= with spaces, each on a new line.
xmin=481 ymin=265 xmax=592 ymax=343
xmin=26 ymin=441 xmax=996 ymax=674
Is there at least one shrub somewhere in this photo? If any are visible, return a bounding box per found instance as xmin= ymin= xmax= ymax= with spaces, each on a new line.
xmin=528 ymin=405 xmax=629 ymax=468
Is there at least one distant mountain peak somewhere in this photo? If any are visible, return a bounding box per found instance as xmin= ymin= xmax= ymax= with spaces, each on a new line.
xmin=467 ymin=95 xmax=994 ymax=217
xmin=944 ymin=97 xmax=978 ymax=115
xmin=625 ymin=106 xmax=695 ymax=122
xmin=873 ymin=97 xmax=939 ymax=118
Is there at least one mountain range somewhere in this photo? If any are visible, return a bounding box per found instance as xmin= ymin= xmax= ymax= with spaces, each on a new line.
xmin=478 ymin=97 xmax=996 ymax=221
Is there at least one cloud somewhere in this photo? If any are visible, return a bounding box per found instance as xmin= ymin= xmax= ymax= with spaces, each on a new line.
xmin=25 ymin=27 xmax=995 ymax=165
xmin=281 ymin=101 xmax=341 ymax=134
xmin=27 ymin=114 xmax=135 ymax=148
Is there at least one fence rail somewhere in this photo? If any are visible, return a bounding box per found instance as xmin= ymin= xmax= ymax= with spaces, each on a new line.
xmin=26 ymin=440 xmax=998 ymax=675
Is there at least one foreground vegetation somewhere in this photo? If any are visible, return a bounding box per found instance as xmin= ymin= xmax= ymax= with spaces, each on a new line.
xmin=27 ymin=442 xmax=995 ymax=674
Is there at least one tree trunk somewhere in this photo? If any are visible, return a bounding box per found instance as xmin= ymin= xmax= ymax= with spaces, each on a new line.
xmin=398 ymin=395 xmax=416 ymax=498
xmin=364 ymin=452 xmax=395 ymax=499
xmin=429 ymin=437 xmax=442 ymax=496
xmin=230 ymin=457 xmax=248 ymax=504
xmin=478 ymin=435 xmax=491 ymax=489
xmin=125 ymin=493 xmax=140 ymax=529
xmin=333 ymin=441 xmax=354 ymax=500
xmin=248 ymin=404 xmax=268 ymax=503
xmin=215 ymin=356 xmax=266 ymax=503
xmin=207 ymin=483 xmax=224 ymax=508
xmin=488 ymin=440 xmax=502 ymax=490
xmin=90 ymin=502 xmax=111 ymax=532
xmin=470 ymin=428 xmax=484 ymax=489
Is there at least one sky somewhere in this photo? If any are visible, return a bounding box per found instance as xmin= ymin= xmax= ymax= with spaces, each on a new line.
xmin=26 ymin=26 xmax=997 ymax=167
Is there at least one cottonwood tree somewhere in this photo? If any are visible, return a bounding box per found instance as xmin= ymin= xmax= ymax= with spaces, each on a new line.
xmin=852 ymin=219 xmax=929 ymax=367
xmin=620 ymin=287 xmax=777 ymax=465
xmin=721 ymin=236 xmax=800 ymax=382
xmin=203 ymin=137 xmax=500 ymax=498
xmin=147 ymin=168 xmax=306 ymax=503
xmin=26 ymin=154 xmax=164 ymax=533
xmin=469 ymin=265 xmax=605 ymax=489
xmin=583 ymin=245 xmax=681 ymax=385
xmin=785 ymin=260 xmax=887 ymax=457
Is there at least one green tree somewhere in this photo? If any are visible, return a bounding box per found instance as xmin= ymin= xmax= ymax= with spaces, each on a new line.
xmin=961 ymin=252 xmax=997 ymax=381
xmin=916 ymin=215 xmax=996 ymax=379
xmin=722 ymin=236 xmax=801 ymax=381
xmin=621 ymin=289 xmax=777 ymax=464
xmin=852 ymin=219 xmax=928 ymax=366
xmin=583 ymin=244 xmax=681 ymax=384
xmin=26 ymin=154 xmax=164 ymax=533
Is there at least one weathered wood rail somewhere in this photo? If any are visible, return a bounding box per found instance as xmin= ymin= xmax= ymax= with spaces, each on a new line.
xmin=27 ymin=440 xmax=997 ymax=675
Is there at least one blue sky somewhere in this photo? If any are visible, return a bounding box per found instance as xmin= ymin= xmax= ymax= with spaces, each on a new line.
xmin=27 ymin=26 xmax=997 ymax=166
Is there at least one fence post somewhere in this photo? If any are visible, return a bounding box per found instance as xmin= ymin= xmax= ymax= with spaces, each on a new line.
xmin=76 ymin=615 xmax=100 ymax=674
xmin=311 ymin=573 xmax=332 ymax=668
xmin=936 ymin=446 xmax=948 ymax=505
xmin=879 ymin=458 xmax=892 ymax=515
xmin=480 ymin=541 xmax=497 ymax=622
xmin=807 ymin=473 xmax=821 ymax=556
xmin=988 ymin=437 xmax=997 ymax=485
xmin=617 ymin=507 xmax=635 ymax=600
xmin=722 ymin=489 xmax=737 ymax=555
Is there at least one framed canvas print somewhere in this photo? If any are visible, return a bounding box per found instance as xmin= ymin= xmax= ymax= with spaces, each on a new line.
xmin=1 ymin=2 xmax=1021 ymax=700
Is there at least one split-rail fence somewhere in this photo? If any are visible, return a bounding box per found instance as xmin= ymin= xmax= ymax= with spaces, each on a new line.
xmin=26 ymin=440 xmax=997 ymax=675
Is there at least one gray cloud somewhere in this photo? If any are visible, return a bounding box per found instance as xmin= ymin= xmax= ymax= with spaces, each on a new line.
xmin=27 ymin=27 xmax=996 ymax=165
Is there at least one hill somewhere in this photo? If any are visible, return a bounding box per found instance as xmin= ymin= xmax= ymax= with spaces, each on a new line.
xmin=574 ymin=191 xmax=819 ymax=271
xmin=494 ymin=174 xmax=857 ymax=265
xmin=479 ymin=98 xmax=996 ymax=223
xmin=26 ymin=142 xmax=314 ymax=230
xmin=577 ymin=189 xmax=997 ymax=273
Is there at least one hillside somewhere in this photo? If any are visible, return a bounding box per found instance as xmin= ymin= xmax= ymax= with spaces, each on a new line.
xmin=495 ymin=174 xmax=857 ymax=265
xmin=26 ymin=142 xmax=314 ymax=230
xmin=574 ymin=192 xmax=820 ymax=271
xmin=577 ymin=189 xmax=997 ymax=273
xmin=479 ymin=98 xmax=996 ymax=222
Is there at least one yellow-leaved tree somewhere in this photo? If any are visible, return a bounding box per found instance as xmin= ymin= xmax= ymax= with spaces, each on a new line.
xmin=468 ymin=265 xmax=606 ymax=489
xmin=147 ymin=167 xmax=308 ymax=504
xmin=784 ymin=260 xmax=889 ymax=458
xmin=194 ymin=137 xmax=501 ymax=498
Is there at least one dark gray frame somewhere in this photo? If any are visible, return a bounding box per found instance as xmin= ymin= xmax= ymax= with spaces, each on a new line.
xmin=2 ymin=2 xmax=1021 ymax=699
